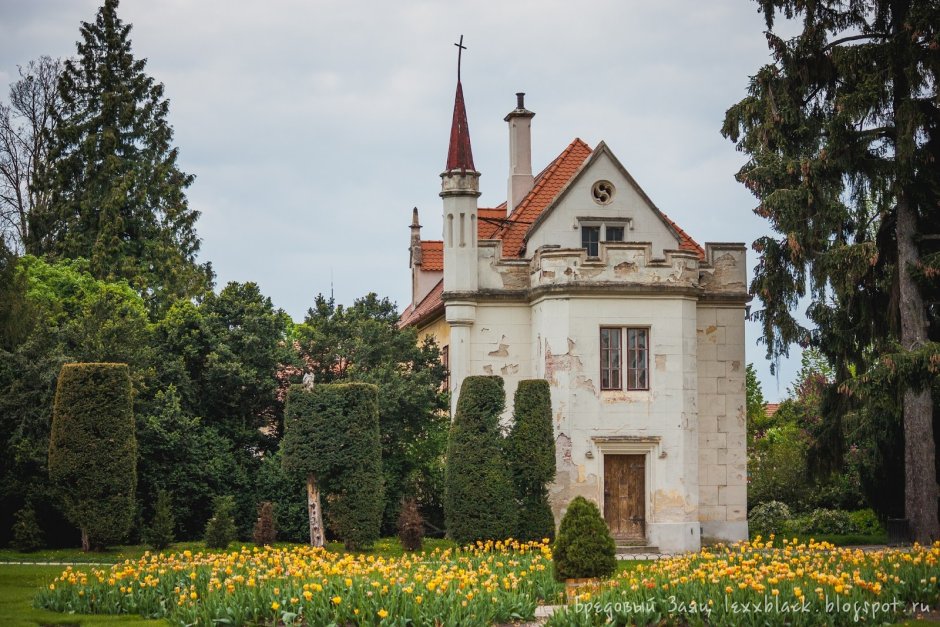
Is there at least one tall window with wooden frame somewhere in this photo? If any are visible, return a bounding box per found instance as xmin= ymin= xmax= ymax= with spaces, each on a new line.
xmin=600 ymin=328 xmax=621 ymax=390
xmin=600 ymin=327 xmax=649 ymax=391
xmin=625 ymin=328 xmax=649 ymax=390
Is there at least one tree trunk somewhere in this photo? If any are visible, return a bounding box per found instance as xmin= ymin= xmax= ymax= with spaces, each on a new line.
xmin=81 ymin=527 xmax=90 ymax=552
xmin=307 ymin=473 xmax=325 ymax=547
xmin=896 ymin=195 xmax=940 ymax=544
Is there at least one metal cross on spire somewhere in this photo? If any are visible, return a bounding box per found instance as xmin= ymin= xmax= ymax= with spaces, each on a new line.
xmin=454 ymin=35 xmax=466 ymax=81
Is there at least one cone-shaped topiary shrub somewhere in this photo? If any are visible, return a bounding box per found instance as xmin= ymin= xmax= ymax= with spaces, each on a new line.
xmin=48 ymin=363 xmax=136 ymax=551
xmin=506 ymin=379 xmax=556 ymax=541
xmin=252 ymin=501 xmax=277 ymax=546
xmin=144 ymin=490 xmax=176 ymax=551
xmin=397 ymin=497 xmax=424 ymax=551
xmin=204 ymin=495 xmax=237 ymax=549
xmin=444 ymin=375 xmax=516 ymax=544
xmin=553 ymin=496 xmax=617 ymax=581
xmin=11 ymin=505 xmax=44 ymax=552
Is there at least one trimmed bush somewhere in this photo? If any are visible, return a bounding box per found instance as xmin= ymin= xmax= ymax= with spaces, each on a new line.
xmin=144 ymin=490 xmax=176 ymax=551
xmin=748 ymin=500 xmax=792 ymax=535
xmin=397 ymin=498 xmax=424 ymax=552
xmin=444 ymin=375 xmax=516 ymax=544
xmin=282 ymin=383 xmax=384 ymax=550
xmin=553 ymin=496 xmax=616 ymax=582
xmin=848 ymin=509 xmax=884 ymax=535
xmin=48 ymin=363 xmax=137 ymax=551
xmin=253 ymin=501 xmax=277 ymax=546
xmin=11 ymin=506 xmax=44 ymax=552
xmin=204 ymin=495 xmax=237 ymax=549
xmin=506 ymin=380 xmax=556 ymax=541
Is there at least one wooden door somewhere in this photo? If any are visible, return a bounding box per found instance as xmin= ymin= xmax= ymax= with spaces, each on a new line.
xmin=603 ymin=454 xmax=645 ymax=541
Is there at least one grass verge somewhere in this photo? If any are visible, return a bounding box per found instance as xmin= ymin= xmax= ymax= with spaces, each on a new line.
xmin=0 ymin=564 xmax=166 ymax=626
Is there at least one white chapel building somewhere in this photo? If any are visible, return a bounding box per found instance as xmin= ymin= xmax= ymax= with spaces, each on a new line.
xmin=400 ymin=77 xmax=750 ymax=553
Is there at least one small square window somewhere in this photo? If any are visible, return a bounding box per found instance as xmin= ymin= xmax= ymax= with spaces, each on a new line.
xmin=582 ymin=226 xmax=600 ymax=256
xmin=606 ymin=226 xmax=624 ymax=242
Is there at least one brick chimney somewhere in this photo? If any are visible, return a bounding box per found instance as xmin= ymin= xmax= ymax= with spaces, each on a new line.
xmin=504 ymin=92 xmax=535 ymax=214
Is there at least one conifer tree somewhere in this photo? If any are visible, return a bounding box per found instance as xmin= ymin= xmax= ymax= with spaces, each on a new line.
xmin=723 ymin=0 xmax=940 ymax=543
xmin=506 ymin=380 xmax=556 ymax=541
xmin=444 ymin=376 xmax=516 ymax=544
xmin=144 ymin=489 xmax=175 ymax=551
xmin=48 ymin=362 xmax=136 ymax=551
xmin=31 ymin=0 xmax=211 ymax=314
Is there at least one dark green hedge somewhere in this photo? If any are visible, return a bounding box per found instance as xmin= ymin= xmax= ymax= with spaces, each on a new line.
xmin=444 ymin=375 xmax=516 ymax=544
xmin=282 ymin=383 xmax=383 ymax=549
xmin=506 ymin=379 xmax=557 ymax=541
xmin=48 ymin=363 xmax=136 ymax=550
xmin=553 ymin=496 xmax=617 ymax=581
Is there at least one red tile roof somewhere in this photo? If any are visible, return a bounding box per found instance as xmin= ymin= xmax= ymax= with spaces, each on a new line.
xmin=765 ymin=403 xmax=780 ymax=417
xmin=445 ymin=81 xmax=475 ymax=171
xmin=398 ymin=278 xmax=444 ymax=328
xmin=419 ymin=240 xmax=443 ymax=271
xmin=478 ymin=208 xmax=507 ymax=239
xmin=492 ymin=138 xmax=593 ymax=258
xmin=662 ymin=212 xmax=705 ymax=259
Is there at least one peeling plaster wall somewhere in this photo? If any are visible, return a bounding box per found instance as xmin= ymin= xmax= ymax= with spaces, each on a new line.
xmin=466 ymin=304 xmax=533 ymax=424
xmin=530 ymin=245 xmax=700 ymax=289
xmin=533 ymin=294 xmax=700 ymax=551
xmin=525 ymin=150 xmax=680 ymax=257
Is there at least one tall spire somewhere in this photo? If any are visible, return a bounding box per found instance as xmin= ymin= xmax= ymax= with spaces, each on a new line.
xmin=445 ymin=36 xmax=475 ymax=172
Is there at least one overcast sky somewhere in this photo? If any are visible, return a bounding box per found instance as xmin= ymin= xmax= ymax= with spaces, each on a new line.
xmin=0 ymin=0 xmax=807 ymax=400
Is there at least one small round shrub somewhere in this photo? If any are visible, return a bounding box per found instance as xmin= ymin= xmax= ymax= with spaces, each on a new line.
xmin=552 ymin=496 xmax=616 ymax=582
xmin=204 ymin=495 xmax=237 ymax=549
xmin=11 ymin=505 xmax=44 ymax=552
xmin=807 ymin=508 xmax=852 ymax=535
xmin=144 ymin=490 xmax=176 ymax=551
xmin=848 ymin=509 xmax=884 ymax=535
xmin=252 ymin=501 xmax=277 ymax=546
xmin=397 ymin=498 xmax=424 ymax=552
xmin=748 ymin=501 xmax=792 ymax=535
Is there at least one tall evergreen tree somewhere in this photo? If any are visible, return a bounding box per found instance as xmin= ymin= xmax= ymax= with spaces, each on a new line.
xmin=506 ymin=380 xmax=556 ymax=541
xmin=723 ymin=0 xmax=940 ymax=542
xmin=31 ymin=0 xmax=211 ymax=314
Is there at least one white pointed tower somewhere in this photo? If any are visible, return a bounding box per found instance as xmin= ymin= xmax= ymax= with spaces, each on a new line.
xmin=441 ymin=38 xmax=480 ymax=413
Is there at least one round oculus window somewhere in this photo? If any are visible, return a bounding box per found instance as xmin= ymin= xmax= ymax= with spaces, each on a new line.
xmin=592 ymin=180 xmax=615 ymax=205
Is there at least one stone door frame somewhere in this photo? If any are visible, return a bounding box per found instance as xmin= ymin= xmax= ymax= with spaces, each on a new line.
xmin=592 ymin=436 xmax=661 ymax=542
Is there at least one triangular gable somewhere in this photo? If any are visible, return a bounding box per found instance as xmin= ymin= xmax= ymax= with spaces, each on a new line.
xmin=522 ymin=141 xmax=703 ymax=259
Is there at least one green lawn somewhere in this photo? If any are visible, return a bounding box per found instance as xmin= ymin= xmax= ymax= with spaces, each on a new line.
xmin=0 ymin=564 xmax=166 ymax=626
xmin=0 ymin=537 xmax=458 ymax=565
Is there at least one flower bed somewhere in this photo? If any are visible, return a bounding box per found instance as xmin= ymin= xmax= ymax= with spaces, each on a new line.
xmin=548 ymin=538 xmax=940 ymax=626
xmin=35 ymin=539 xmax=559 ymax=626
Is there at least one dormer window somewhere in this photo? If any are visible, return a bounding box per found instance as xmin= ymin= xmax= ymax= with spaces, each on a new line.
xmin=579 ymin=219 xmax=630 ymax=256
xmin=581 ymin=226 xmax=601 ymax=256
xmin=605 ymin=226 xmax=624 ymax=242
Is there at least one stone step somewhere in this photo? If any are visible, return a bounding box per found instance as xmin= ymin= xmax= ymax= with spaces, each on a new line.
xmin=616 ymin=545 xmax=659 ymax=555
